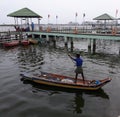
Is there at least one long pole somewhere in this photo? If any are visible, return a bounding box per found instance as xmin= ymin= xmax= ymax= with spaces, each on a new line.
xmin=56 ymin=15 xmax=58 ymax=31
xmin=48 ymin=14 xmax=50 ymax=24
xmin=83 ymin=13 xmax=85 ymax=33
xmin=115 ymin=9 xmax=118 ymax=32
xmin=75 ymin=12 xmax=78 ymax=33
xmin=75 ymin=12 xmax=78 ymax=23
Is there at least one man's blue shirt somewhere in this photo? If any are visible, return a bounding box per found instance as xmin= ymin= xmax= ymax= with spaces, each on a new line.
xmin=73 ymin=58 xmax=83 ymax=66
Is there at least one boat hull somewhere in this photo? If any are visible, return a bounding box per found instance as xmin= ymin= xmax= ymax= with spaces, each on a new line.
xmin=20 ymin=72 xmax=111 ymax=91
xmin=21 ymin=40 xmax=29 ymax=46
xmin=3 ymin=40 xmax=19 ymax=47
xmin=29 ymin=38 xmax=38 ymax=44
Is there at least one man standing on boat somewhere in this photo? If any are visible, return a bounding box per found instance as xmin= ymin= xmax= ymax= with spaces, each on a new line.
xmin=68 ymin=53 xmax=85 ymax=83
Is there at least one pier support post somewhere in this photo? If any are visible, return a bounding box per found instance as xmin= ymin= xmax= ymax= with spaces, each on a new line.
xmin=53 ymin=36 xmax=56 ymax=48
xmin=39 ymin=35 xmax=42 ymax=43
xmin=64 ymin=36 xmax=68 ymax=47
xmin=88 ymin=39 xmax=91 ymax=53
xmin=70 ymin=37 xmax=74 ymax=52
xmin=93 ymin=39 xmax=96 ymax=54
xmin=46 ymin=35 xmax=49 ymax=43
xmin=39 ymin=35 xmax=42 ymax=39
xmin=32 ymin=34 xmax=35 ymax=39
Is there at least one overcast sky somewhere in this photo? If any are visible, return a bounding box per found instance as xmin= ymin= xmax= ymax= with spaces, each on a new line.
xmin=0 ymin=0 xmax=120 ymax=24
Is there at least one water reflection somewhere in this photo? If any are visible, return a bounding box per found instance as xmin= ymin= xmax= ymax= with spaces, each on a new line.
xmin=71 ymin=89 xmax=109 ymax=114
xmin=72 ymin=93 xmax=84 ymax=114
xmin=18 ymin=45 xmax=44 ymax=71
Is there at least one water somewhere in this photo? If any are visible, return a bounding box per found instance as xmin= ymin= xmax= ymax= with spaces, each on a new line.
xmin=0 ymin=40 xmax=120 ymax=117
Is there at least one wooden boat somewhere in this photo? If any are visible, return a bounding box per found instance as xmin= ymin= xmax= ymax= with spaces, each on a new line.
xmin=21 ymin=40 xmax=29 ymax=46
xmin=20 ymin=71 xmax=111 ymax=91
xmin=29 ymin=38 xmax=38 ymax=44
xmin=3 ymin=40 xmax=19 ymax=47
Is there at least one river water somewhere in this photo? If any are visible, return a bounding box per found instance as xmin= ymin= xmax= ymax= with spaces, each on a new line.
xmin=0 ymin=39 xmax=120 ymax=117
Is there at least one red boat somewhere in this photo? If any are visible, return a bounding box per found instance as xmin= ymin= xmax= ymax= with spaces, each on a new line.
xmin=3 ymin=40 xmax=19 ymax=47
xmin=21 ymin=40 xmax=30 ymax=46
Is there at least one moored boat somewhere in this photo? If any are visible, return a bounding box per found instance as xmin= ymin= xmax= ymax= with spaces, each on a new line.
xmin=20 ymin=71 xmax=111 ymax=91
xmin=21 ymin=40 xmax=29 ymax=46
xmin=3 ymin=40 xmax=19 ymax=47
xmin=29 ymin=38 xmax=38 ymax=44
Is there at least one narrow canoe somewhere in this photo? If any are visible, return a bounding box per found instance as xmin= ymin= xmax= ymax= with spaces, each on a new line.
xmin=20 ymin=71 xmax=111 ymax=91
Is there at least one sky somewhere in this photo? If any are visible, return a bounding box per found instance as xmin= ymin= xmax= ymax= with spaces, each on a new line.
xmin=0 ymin=0 xmax=120 ymax=24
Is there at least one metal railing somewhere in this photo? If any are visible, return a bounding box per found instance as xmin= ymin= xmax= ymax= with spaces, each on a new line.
xmin=0 ymin=24 xmax=120 ymax=35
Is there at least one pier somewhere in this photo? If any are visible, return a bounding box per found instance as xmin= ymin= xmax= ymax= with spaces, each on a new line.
xmin=27 ymin=30 xmax=120 ymax=53
xmin=1 ymin=25 xmax=120 ymax=54
xmin=1 ymin=7 xmax=120 ymax=53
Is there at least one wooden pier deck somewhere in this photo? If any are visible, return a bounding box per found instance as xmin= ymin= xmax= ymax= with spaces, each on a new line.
xmin=27 ymin=31 xmax=120 ymax=40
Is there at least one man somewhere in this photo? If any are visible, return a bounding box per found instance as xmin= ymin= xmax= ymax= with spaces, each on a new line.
xmin=68 ymin=53 xmax=85 ymax=83
xmin=31 ymin=22 xmax=34 ymax=31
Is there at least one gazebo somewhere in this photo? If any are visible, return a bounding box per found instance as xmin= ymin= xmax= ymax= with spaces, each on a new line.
xmin=93 ymin=13 xmax=116 ymax=33
xmin=93 ymin=13 xmax=115 ymax=20
xmin=7 ymin=7 xmax=42 ymax=31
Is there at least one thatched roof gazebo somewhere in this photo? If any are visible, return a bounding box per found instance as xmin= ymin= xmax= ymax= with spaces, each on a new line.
xmin=93 ymin=13 xmax=116 ymax=33
xmin=7 ymin=7 xmax=42 ymax=18
xmin=7 ymin=7 xmax=42 ymax=31
xmin=93 ymin=13 xmax=115 ymax=20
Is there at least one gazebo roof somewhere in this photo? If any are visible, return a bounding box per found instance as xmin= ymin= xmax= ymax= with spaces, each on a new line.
xmin=7 ymin=7 xmax=42 ymax=18
xmin=93 ymin=13 xmax=116 ymax=20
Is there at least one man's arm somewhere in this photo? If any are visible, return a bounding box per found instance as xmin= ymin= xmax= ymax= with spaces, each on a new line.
xmin=68 ymin=54 xmax=74 ymax=60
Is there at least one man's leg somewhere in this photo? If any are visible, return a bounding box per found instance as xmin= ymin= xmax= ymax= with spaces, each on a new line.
xmin=81 ymin=73 xmax=84 ymax=80
xmin=75 ymin=73 xmax=78 ymax=83
xmin=81 ymin=72 xmax=85 ymax=83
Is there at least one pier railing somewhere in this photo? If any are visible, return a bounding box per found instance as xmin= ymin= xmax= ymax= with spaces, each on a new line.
xmin=0 ymin=24 xmax=120 ymax=37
